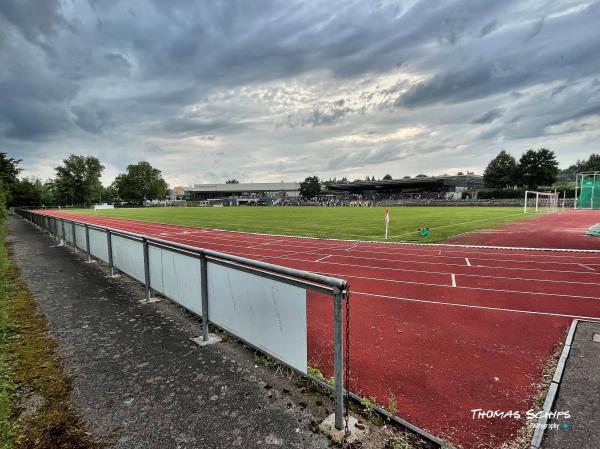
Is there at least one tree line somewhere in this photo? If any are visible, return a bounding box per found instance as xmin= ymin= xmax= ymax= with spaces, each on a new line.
xmin=483 ymin=149 xmax=600 ymax=190
xmin=1 ymin=153 xmax=168 ymax=207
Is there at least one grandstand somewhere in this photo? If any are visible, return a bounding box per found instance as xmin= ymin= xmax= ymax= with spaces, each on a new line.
xmin=324 ymin=174 xmax=484 ymax=204
xmin=185 ymin=182 xmax=300 ymax=205
xmin=183 ymin=176 xmax=484 ymax=206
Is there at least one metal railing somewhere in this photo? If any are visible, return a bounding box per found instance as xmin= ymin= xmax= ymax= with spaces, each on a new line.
xmin=15 ymin=209 xmax=350 ymax=430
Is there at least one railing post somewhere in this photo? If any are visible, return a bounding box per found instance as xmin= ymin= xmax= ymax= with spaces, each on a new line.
xmin=200 ymin=254 xmax=209 ymax=341
xmin=60 ymin=219 xmax=66 ymax=246
xmin=84 ymin=224 xmax=92 ymax=262
xmin=106 ymin=230 xmax=115 ymax=277
xmin=333 ymin=290 xmax=345 ymax=431
xmin=72 ymin=222 xmax=77 ymax=252
xmin=143 ymin=238 xmax=151 ymax=301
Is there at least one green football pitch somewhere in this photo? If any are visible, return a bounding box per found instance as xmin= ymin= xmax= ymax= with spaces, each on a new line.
xmin=68 ymin=206 xmax=533 ymax=243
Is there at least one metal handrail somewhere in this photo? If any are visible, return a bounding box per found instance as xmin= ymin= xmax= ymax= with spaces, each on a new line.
xmin=15 ymin=208 xmax=350 ymax=432
xmin=23 ymin=209 xmax=349 ymax=294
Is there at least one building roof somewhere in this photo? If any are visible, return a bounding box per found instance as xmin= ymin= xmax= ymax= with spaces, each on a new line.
xmin=325 ymin=175 xmax=483 ymax=192
xmin=186 ymin=182 xmax=300 ymax=192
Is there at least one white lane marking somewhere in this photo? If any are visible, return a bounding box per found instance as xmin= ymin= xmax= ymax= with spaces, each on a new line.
xmin=315 ymin=255 xmax=332 ymax=262
xmin=313 ymin=271 xmax=600 ymax=300
xmin=246 ymin=242 xmax=274 ymax=249
xmin=352 ymin=291 xmax=600 ymax=321
xmin=465 ymin=258 xmax=472 ymax=267
xmin=451 ymin=274 xmax=457 ymax=287
xmin=580 ymin=264 xmax=596 ymax=272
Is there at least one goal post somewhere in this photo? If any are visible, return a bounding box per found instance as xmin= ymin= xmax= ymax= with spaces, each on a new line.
xmin=524 ymin=190 xmax=559 ymax=214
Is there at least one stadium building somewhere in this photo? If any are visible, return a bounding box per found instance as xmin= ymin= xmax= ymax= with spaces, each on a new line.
xmin=324 ymin=174 xmax=484 ymax=200
xmin=185 ymin=182 xmax=300 ymax=205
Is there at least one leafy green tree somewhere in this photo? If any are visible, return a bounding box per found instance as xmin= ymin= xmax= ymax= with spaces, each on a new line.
xmin=299 ymin=176 xmax=321 ymax=198
xmin=483 ymin=150 xmax=518 ymax=188
xmin=54 ymin=155 xmax=104 ymax=206
xmin=112 ymin=161 xmax=168 ymax=203
xmin=99 ymin=185 xmax=117 ymax=203
xmin=578 ymin=154 xmax=600 ymax=172
xmin=225 ymin=179 xmax=240 ymax=184
xmin=0 ymin=152 xmax=23 ymax=187
xmin=8 ymin=178 xmax=43 ymax=206
xmin=382 ymin=174 xmax=393 ymax=180
xmin=517 ymin=148 xmax=559 ymax=189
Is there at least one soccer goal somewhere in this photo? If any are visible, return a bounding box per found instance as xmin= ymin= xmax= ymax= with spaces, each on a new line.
xmin=523 ymin=190 xmax=559 ymax=214
xmin=575 ymin=172 xmax=600 ymax=209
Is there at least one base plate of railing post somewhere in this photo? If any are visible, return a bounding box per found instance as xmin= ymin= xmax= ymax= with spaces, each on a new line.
xmin=190 ymin=334 xmax=221 ymax=346
xmin=138 ymin=297 xmax=161 ymax=304
xmin=319 ymin=413 xmax=366 ymax=444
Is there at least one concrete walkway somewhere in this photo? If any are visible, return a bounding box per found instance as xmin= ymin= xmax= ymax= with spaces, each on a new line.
xmin=6 ymin=217 xmax=332 ymax=449
xmin=542 ymin=320 xmax=600 ymax=449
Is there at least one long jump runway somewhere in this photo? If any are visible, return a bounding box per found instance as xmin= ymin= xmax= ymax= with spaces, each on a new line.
xmin=38 ymin=211 xmax=600 ymax=449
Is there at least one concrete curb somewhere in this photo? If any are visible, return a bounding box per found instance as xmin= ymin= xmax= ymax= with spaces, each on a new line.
xmin=530 ymin=320 xmax=579 ymax=449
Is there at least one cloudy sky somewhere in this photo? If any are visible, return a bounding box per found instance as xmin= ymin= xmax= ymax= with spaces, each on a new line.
xmin=1 ymin=0 xmax=599 ymax=187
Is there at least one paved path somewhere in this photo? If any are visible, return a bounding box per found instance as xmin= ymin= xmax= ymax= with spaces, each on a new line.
xmin=7 ymin=217 xmax=331 ymax=449
xmin=542 ymin=320 xmax=600 ymax=449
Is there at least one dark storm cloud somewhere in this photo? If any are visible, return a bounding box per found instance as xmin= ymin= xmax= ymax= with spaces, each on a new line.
xmin=472 ymin=109 xmax=504 ymax=125
xmin=0 ymin=0 xmax=68 ymax=46
xmin=1 ymin=0 xmax=599 ymax=182
xmin=397 ymin=1 xmax=600 ymax=108
xmin=162 ymin=118 xmax=235 ymax=136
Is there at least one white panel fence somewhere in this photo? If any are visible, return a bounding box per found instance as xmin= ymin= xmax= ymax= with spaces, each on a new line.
xmin=15 ymin=209 xmax=349 ymax=431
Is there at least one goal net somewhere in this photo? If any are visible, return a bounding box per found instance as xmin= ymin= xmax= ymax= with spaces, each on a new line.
xmin=523 ymin=190 xmax=559 ymax=214
xmin=575 ymin=172 xmax=600 ymax=209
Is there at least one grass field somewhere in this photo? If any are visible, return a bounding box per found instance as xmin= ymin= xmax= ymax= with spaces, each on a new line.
xmin=68 ymin=206 xmax=534 ymax=243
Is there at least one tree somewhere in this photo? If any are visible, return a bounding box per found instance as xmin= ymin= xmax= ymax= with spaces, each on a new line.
xmin=225 ymin=179 xmax=240 ymax=184
xmin=415 ymin=174 xmax=428 ymax=178
xmin=99 ymin=185 xmax=117 ymax=203
xmin=299 ymin=176 xmax=321 ymax=198
xmin=578 ymin=154 xmax=600 ymax=172
xmin=8 ymin=178 xmax=45 ymax=207
xmin=517 ymin=148 xmax=559 ymax=189
xmin=112 ymin=161 xmax=168 ymax=203
xmin=382 ymin=174 xmax=393 ymax=180
xmin=54 ymin=155 xmax=104 ymax=206
xmin=483 ymin=150 xmax=518 ymax=188
xmin=0 ymin=152 xmax=22 ymax=187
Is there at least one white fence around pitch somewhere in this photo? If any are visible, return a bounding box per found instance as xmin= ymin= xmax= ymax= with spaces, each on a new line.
xmin=15 ymin=209 xmax=349 ymax=430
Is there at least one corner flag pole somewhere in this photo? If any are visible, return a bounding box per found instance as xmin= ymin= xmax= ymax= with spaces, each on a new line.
xmin=385 ymin=208 xmax=390 ymax=239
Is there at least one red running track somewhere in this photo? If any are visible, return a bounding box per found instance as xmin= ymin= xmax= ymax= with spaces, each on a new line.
xmin=446 ymin=209 xmax=600 ymax=249
xmin=37 ymin=211 xmax=600 ymax=449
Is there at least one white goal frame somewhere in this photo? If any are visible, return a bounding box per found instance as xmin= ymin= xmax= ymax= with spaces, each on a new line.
xmin=523 ymin=190 xmax=559 ymax=214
